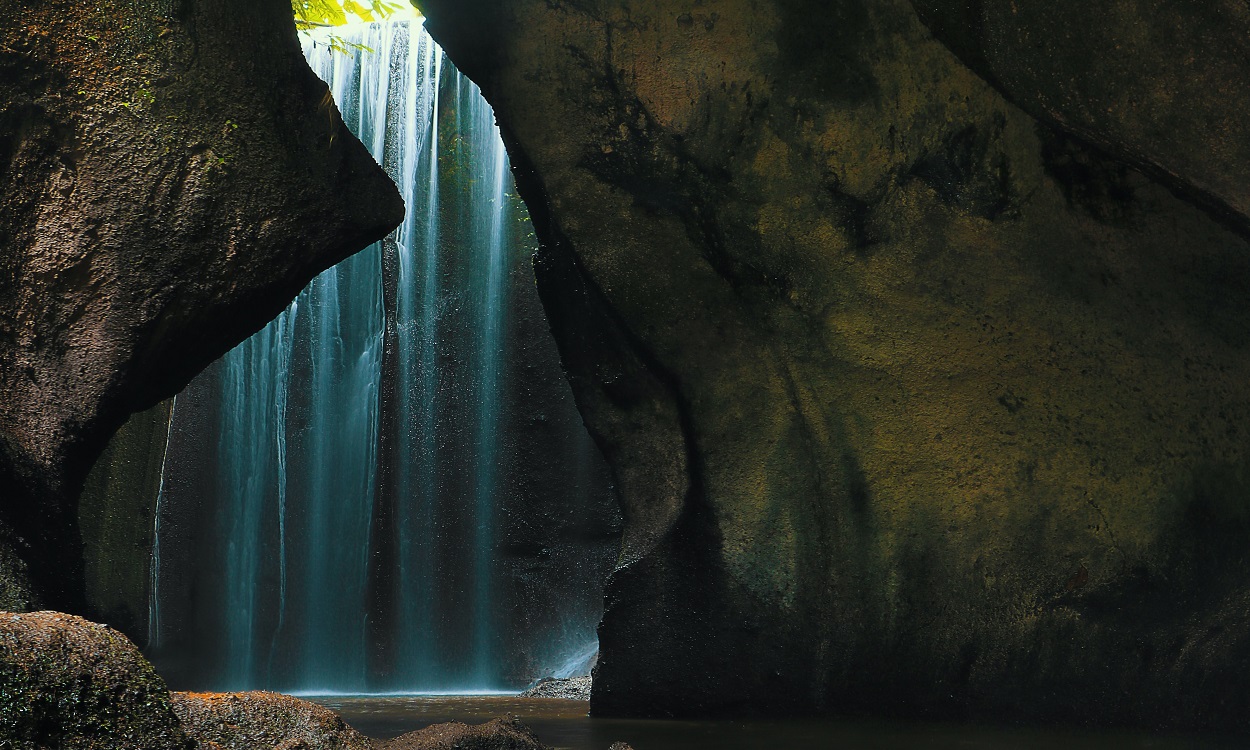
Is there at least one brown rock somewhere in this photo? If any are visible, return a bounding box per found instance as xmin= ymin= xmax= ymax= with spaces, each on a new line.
xmin=0 ymin=0 xmax=403 ymax=609
xmin=0 ymin=611 xmax=194 ymax=749
xmin=171 ymin=691 xmax=373 ymax=750
xmin=377 ymin=715 xmax=546 ymax=750
xmin=420 ymin=0 xmax=1250 ymax=730
xmin=910 ymin=0 xmax=1250 ymax=232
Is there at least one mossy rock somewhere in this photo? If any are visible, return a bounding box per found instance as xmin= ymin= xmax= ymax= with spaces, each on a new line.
xmin=0 ymin=611 xmax=193 ymax=750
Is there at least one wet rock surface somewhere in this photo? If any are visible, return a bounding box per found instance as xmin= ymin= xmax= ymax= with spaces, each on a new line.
xmin=172 ymin=692 xmax=373 ymax=750
xmin=520 ymin=676 xmax=592 ymax=701
xmin=376 ymin=715 xmax=547 ymax=750
xmin=908 ymin=0 xmax=1250 ymax=231
xmin=419 ymin=0 xmax=1250 ymax=729
xmin=0 ymin=611 xmax=194 ymax=750
xmin=0 ymin=0 xmax=402 ymax=610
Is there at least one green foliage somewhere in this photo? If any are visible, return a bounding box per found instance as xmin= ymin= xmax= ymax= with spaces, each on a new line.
xmin=293 ymin=1 xmax=415 ymax=55
xmin=292 ymin=0 xmax=410 ymax=30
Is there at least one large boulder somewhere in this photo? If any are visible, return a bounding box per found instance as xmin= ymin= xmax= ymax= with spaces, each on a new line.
xmin=419 ymin=0 xmax=1250 ymax=729
xmin=0 ymin=611 xmax=194 ymax=750
xmin=171 ymin=692 xmax=374 ymax=750
xmin=377 ymin=715 xmax=546 ymax=750
xmin=0 ymin=0 xmax=403 ymax=609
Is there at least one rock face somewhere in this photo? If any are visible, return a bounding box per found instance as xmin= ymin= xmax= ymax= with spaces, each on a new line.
xmin=0 ymin=611 xmax=194 ymax=750
xmin=419 ymin=0 xmax=1250 ymax=729
xmin=171 ymin=692 xmax=373 ymax=750
xmin=78 ymin=402 xmax=173 ymax=645
xmin=908 ymin=0 xmax=1250 ymax=231
xmin=0 ymin=0 xmax=403 ymax=610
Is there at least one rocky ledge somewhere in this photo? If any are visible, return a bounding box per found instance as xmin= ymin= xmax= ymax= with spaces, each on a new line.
xmin=520 ymin=676 xmax=592 ymax=701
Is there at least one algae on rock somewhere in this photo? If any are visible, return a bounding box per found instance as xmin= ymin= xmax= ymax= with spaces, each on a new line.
xmin=419 ymin=0 xmax=1250 ymax=728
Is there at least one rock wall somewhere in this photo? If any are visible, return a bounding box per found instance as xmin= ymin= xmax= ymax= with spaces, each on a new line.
xmin=79 ymin=401 xmax=173 ymax=646
xmin=0 ymin=0 xmax=403 ymax=610
xmin=419 ymin=0 xmax=1250 ymax=728
xmin=908 ymin=0 xmax=1250 ymax=231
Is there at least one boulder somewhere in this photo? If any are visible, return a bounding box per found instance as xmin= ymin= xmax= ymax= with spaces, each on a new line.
xmin=171 ymin=692 xmax=373 ymax=750
xmin=377 ymin=715 xmax=546 ymax=750
xmin=0 ymin=611 xmax=193 ymax=750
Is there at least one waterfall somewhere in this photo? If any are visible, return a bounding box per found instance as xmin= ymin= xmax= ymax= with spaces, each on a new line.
xmin=143 ymin=19 xmax=618 ymax=695
xmin=146 ymin=396 xmax=178 ymax=651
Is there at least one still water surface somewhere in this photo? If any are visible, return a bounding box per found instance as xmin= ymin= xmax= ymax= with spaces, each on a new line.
xmin=309 ymin=696 xmax=1244 ymax=750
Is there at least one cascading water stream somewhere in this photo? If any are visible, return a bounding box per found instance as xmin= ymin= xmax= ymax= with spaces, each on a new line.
xmin=146 ymin=396 xmax=179 ymax=652
xmin=145 ymin=19 xmax=618 ymax=695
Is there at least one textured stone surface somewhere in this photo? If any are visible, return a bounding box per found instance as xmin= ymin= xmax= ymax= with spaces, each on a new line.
xmin=0 ymin=611 xmax=193 ymax=750
xmin=520 ymin=676 xmax=592 ymax=700
xmin=377 ymin=715 xmax=546 ymax=750
xmin=909 ymin=0 xmax=1250 ymax=231
xmin=172 ymin=692 xmax=373 ymax=750
xmin=78 ymin=401 xmax=172 ymax=646
xmin=0 ymin=0 xmax=403 ymax=609
xmin=419 ymin=0 xmax=1250 ymax=729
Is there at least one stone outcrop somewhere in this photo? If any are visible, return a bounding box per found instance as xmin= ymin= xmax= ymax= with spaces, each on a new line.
xmin=0 ymin=0 xmax=403 ymax=610
xmin=520 ymin=676 xmax=592 ymax=700
xmin=377 ymin=715 xmax=547 ymax=750
xmin=171 ymin=692 xmax=373 ymax=750
xmin=419 ymin=0 xmax=1250 ymax=729
xmin=908 ymin=0 xmax=1250 ymax=232
xmin=0 ymin=611 xmax=194 ymax=750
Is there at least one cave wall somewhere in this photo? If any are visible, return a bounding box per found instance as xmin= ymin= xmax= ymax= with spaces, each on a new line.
xmin=419 ymin=0 xmax=1250 ymax=728
xmin=908 ymin=0 xmax=1250 ymax=232
xmin=78 ymin=401 xmax=172 ymax=646
xmin=0 ymin=0 xmax=403 ymax=609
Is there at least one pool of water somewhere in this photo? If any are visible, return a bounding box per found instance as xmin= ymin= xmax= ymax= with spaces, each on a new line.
xmin=308 ymin=696 xmax=1243 ymax=750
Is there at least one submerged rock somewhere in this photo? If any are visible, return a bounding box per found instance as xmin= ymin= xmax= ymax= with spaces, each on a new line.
xmin=377 ymin=715 xmax=547 ymax=750
xmin=0 ymin=611 xmax=194 ymax=750
xmin=520 ymin=676 xmax=592 ymax=701
xmin=171 ymin=692 xmax=373 ymax=750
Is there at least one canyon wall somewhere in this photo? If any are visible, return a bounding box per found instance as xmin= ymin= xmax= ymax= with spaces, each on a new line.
xmin=0 ymin=0 xmax=402 ymax=610
xmin=420 ymin=0 xmax=1250 ymax=728
xmin=6 ymin=0 xmax=1250 ymax=730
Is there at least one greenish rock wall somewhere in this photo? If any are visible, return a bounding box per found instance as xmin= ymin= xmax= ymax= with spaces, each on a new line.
xmin=419 ymin=0 xmax=1250 ymax=729
xmin=908 ymin=0 xmax=1250 ymax=231
xmin=78 ymin=402 xmax=172 ymax=647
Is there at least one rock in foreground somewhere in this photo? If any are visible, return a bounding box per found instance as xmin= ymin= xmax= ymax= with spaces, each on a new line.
xmin=377 ymin=715 xmax=547 ymax=750
xmin=0 ymin=611 xmax=194 ymax=750
xmin=171 ymin=692 xmax=372 ymax=750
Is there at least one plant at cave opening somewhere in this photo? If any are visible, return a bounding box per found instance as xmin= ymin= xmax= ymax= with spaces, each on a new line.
xmin=293 ymin=0 xmax=415 ymax=54
xmin=293 ymin=0 xmax=412 ymax=28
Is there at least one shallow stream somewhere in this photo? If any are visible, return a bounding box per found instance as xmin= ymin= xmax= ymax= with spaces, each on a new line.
xmin=309 ymin=696 xmax=1243 ymax=750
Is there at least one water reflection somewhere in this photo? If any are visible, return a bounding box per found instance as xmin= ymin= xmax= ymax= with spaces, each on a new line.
xmin=310 ymin=696 xmax=1243 ymax=750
